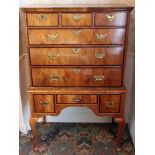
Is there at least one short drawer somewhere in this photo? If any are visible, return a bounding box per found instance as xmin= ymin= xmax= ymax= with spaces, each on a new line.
xmin=28 ymin=28 xmax=126 ymax=45
xmin=33 ymin=94 xmax=55 ymax=113
xmin=31 ymin=67 xmax=123 ymax=87
xmin=27 ymin=13 xmax=58 ymax=26
xmin=61 ymin=13 xmax=92 ymax=26
xmin=95 ymin=12 xmax=128 ymax=26
xmin=30 ymin=47 xmax=124 ymax=66
xmin=57 ymin=95 xmax=97 ymax=104
xmin=99 ymin=95 xmax=120 ymax=113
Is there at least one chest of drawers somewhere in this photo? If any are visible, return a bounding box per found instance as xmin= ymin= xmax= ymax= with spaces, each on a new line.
xmin=21 ymin=4 xmax=133 ymax=152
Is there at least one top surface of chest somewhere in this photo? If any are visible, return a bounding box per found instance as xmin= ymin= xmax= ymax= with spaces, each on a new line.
xmin=20 ymin=4 xmax=133 ymax=10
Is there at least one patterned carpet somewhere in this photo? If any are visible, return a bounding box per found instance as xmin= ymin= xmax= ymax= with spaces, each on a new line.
xmin=19 ymin=123 xmax=134 ymax=155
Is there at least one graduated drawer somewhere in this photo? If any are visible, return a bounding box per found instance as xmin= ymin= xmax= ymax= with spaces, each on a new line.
xmin=99 ymin=95 xmax=120 ymax=113
xmin=27 ymin=13 xmax=59 ymax=26
xmin=33 ymin=94 xmax=55 ymax=113
xmin=30 ymin=47 xmax=124 ymax=66
xmin=61 ymin=13 xmax=92 ymax=26
xmin=28 ymin=28 xmax=126 ymax=45
xmin=57 ymin=95 xmax=97 ymax=104
xmin=95 ymin=12 xmax=128 ymax=26
xmin=31 ymin=67 xmax=122 ymax=87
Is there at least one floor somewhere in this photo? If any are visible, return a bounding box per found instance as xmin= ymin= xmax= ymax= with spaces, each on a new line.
xmin=19 ymin=123 xmax=134 ymax=155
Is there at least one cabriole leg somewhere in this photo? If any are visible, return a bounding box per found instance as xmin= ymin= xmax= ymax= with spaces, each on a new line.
xmin=29 ymin=116 xmax=39 ymax=152
xmin=114 ymin=117 xmax=125 ymax=152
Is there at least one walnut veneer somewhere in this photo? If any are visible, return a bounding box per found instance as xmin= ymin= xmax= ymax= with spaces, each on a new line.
xmin=21 ymin=4 xmax=133 ymax=152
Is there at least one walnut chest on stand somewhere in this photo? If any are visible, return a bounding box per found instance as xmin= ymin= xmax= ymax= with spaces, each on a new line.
xmin=21 ymin=4 xmax=133 ymax=152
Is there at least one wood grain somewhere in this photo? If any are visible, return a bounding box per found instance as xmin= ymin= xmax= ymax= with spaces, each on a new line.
xmin=20 ymin=4 xmax=134 ymax=12
xmin=27 ymin=13 xmax=58 ymax=26
xmin=99 ymin=95 xmax=120 ymax=113
xmin=33 ymin=94 xmax=55 ymax=112
xmin=61 ymin=13 xmax=92 ymax=26
xmin=28 ymin=28 xmax=126 ymax=45
xmin=29 ymin=47 xmax=124 ymax=66
xmin=31 ymin=67 xmax=123 ymax=87
xmin=29 ymin=117 xmax=39 ymax=151
xmin=95 ymin=12 xmax=128 ymax=26
xmin=57 ymin=94 xmax=97 ymax=104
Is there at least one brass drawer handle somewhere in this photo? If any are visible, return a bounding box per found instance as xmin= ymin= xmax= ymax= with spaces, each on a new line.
xmin=47 ymin=34 xmax=58 ymax=40
xmin=106 ymin=14 xmax=115 ymax=21
xmin=72 ymin=14 xmax=81 ymax=22
xmin=95 ymin=33 xmax=107 ymax=41
xmin=72 ymin=48 xmax=81 ymax=54
xmin=37 ymin=14 xmax=48 ymax=21
xmin=49 ymin=74 xmax=60 ymax=81
xmin=95 ymin=53 xmax=105 ymax=59
xmin=105 ymin=101 xmax=114 ymax=107
xmin=73 ymin=30 xmax=81 ymax=36
xmin=40 ymin=101 xmax=49 ymax=107
xmin=72 ymin=97 xmax=82 ymax=102
xmin=48 ymin=53 xmax=58 ymax=59
xmin=73 ymin=68 xmax=80 ymax=73
xmin=94 ymin=75 xmax=104 ymax=81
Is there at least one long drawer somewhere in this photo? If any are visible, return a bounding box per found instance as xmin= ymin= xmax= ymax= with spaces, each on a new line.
xmin=30 ymin=47 xmax=124 ymax=66
xmin=31 ymin=67 xmax=123 ymax=87
xmin=28 ymin=28 xmax=126 ymax=45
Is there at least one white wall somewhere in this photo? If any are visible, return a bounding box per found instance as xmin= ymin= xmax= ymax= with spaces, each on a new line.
xmin=124 ymin=54 xmax=135 ymax=144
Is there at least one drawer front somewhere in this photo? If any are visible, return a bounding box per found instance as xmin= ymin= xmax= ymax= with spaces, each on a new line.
xmin=30 ymin=47 xmax=124 ymax=66
xmin=99 ymin=95 xmax=120 ymax=113
xmin=28 ymin=29 xmax=126 ymax=45
xmin=33 ymin=95 xmax=55 ymax=113
xmin=61 ymin=13 xmax=92 ymax=26
xmin=31 ymin=67 xmax=122 ymax=87
xmin=95 ymin=12 xmax=128 ymax=26
xmin=27 ymin=13 xmax=58 ymax=26
xmin=57 ymin=95 xmax=97 ymax=104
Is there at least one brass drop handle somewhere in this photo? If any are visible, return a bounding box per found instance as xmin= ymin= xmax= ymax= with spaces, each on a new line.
xmin=72 ymin=97 xmax=82 ymax=102
xmin=73 ymin=30 xmax=81 ymax=36
xmin=49 ymin=74 xmax=60 ymax=81
xmin=94 ymin=75 xmax=104 ymax=81
xmin=48 ymin=53 xmax=58 ymax=59
xmin=40 ymin=101 xmax=49 ymax=107
xmin=95 ymin=53 xmax=105 ymax=59
xmin=72 ymin=48 xmax=81 ymax=54
xmin=106 ymin=14 xmax=115 ymax=21
xmin=105 ymin=101 xmax=114 ymax=107
xmin=72 ymin=14 xmax=81 ymax=22
xmin=96 ymin=33 xmax=107 ymax=41
xmin=47 ymin=33 xmax=58 ymax=40
xmin=73 ymin=68 xmax=80 ymax=73
xmin=37 ymin=14 xmax=48 ymax=21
